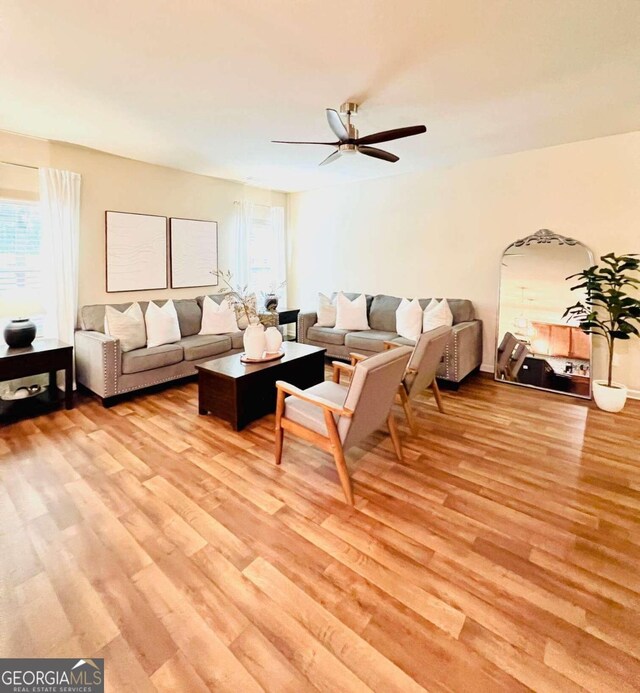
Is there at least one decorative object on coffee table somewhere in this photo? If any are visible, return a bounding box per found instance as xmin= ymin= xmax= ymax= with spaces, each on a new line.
xmin=196 ymin=342 xmax=325 ymax=430
xmin=0 ymin=339 xmax=73 ymax=421
xmin=169 ymin=217 xmax=218 ymax=289
xmin=243 ymin=322 xmax=266 ymax=359
xmin=264 ymin=325 xmax=283 ymax=353
xmin=240 ymin=349 xmax=284 ymax=364
xmin=106 ymin=211 xmax=167 ymax=292
xmin=0 ymin=291 xmax=43 ymax=348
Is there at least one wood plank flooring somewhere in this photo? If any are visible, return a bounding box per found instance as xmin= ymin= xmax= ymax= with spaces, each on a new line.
xmin=1 ymin=371 xmax=640 ymax=692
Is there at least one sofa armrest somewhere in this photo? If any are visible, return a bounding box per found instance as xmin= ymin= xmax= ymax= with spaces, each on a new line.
xmin=440 ymin=320 xmax=482 ymax=383
xmin=297 ymin=311 xmax=318 ymax=344
xmin=74 ymin=330 xmax=119 ymax=399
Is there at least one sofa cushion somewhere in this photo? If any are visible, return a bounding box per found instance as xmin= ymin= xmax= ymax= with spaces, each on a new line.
xmin=331 ymin=292 xmax=373 ymax=315
xmin=174 ymin=299 xmax=202 ymax=337
xmin=307 ymin=325 xmax=350 ymax=346
xmin=179 ymin=334 xmax=232 ymax=361
xmin=121 ymin=344 xmax=183 ymax=374
xmin=81 ymin=303 xmax=131 ymax=333
xmin=418 ymin=298 xmax=474 ymax=325
xmin=344 ymin=330 xmax=399 ymax=353
xmin=391 ymin=336 xmax=416 ymax=347
xmin=369 ymin=295 xmax=402 ymax=332
xmin=229 ymin=331 xmax=244 ymax=349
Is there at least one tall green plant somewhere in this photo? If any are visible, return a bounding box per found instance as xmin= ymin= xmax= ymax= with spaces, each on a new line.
xmin=564 ymin=253 xmax=640 ymax=388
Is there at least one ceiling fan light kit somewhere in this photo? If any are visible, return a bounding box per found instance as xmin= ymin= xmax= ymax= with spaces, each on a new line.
xmin=272 ymin=102 xmax=426 ymax=166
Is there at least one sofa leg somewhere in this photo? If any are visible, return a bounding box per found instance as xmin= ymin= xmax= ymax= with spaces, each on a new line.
xmin=436 ymin=378 xmax=460 ymax=392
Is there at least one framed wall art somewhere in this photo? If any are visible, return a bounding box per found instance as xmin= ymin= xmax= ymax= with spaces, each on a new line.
xmin=105 ymin=211 xmax=168 ymax=292
xmin=169 ymin=217 xmax=218 ymax=289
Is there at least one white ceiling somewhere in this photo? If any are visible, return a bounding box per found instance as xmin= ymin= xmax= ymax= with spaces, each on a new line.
xmin=1 ymin=0 xmax=639 ymax=192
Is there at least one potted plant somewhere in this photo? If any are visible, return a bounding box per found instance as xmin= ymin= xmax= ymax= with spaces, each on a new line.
xmin=564 ymin=253 xmax=640 ymax=412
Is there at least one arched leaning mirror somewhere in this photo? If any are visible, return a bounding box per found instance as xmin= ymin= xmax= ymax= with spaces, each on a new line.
xmin=496 ymin=229 xmax=594 ymax=399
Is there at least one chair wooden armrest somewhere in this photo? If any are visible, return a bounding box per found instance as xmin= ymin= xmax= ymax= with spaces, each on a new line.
xmin=332 ymin=361 xmax=355 ymax=384
xmin=383 ymin=341 xmax=401 ymax=351
xmin=275 ymin=380 xmax=353 ymax=417
xmin=349 ymin=352 xmax=368 ymax=366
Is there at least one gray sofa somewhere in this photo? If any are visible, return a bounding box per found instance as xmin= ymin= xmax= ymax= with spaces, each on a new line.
xmin=298 ymin=293 xmax=482 ymax=385
xmin=75 ymin=295 xmax=242 ymax=404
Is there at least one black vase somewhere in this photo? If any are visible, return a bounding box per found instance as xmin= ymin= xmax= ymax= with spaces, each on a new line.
xmin=264 ymin=293 xmax=279 ymax=312
xmin=4 ymin=319 xmax=37 ymax=348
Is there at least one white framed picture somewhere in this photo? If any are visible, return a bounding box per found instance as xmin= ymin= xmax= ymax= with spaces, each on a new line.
xmin=169 ymin=218 xmax=218 ymax=289
xmin=105 ymin=211 xmax=167 ymax=292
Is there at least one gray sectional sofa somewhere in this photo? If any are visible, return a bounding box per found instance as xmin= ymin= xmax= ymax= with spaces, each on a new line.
xmin=298 ymin=293 xmax=482 ymax=386
xmin=75 ymin=295 xmax=242 ymax=404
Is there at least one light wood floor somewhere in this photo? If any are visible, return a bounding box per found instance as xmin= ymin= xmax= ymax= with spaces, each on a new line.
xmin=1 ymin=372 xmax=640 ymax=692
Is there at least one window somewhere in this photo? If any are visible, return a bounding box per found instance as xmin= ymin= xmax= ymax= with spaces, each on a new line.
xmin=0 ymin=199 xmax=44 ymax=332
xmin=246 ymin=205 xmax=286 ymax=301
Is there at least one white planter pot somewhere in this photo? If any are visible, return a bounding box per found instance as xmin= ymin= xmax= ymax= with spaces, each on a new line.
xmin=592 ymin=380 xmax=628 ymax=413
xmin=264 ymin=326 xmax=283 ymax=354
xmin=243 ymin=323 xmax=266 ymax=359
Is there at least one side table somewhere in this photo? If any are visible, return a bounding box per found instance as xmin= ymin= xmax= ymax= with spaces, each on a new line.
xmin=259 ymin=309 xmax=300 ymax=341
xmin=0 ymin=339 xmax=74 ymax=422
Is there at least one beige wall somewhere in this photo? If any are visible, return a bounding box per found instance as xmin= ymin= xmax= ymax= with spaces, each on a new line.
xmin=0 ymin=130 xmax=285 ymax=309
xmin=288 ymin=131 xmax=640 ymax=392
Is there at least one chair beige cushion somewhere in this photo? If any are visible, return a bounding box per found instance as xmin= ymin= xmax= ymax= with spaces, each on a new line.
xmin=121 ymin=344 xmax=183 ymax=374
xmin=179 ymin=334 xmax=232 ymax=361
xmin=344 ymin=331 xmax=398 ymax=353
xmin=284 ymin=381 xmax=348 ymax=436
xmin=308 ymin=325 xmax=350 ymax=345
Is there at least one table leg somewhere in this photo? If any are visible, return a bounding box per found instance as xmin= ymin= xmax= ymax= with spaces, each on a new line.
xmin=64 ymin=364 xmax=73 ymax=410
xmin=48 ymin=370 xmax=57 ymax=392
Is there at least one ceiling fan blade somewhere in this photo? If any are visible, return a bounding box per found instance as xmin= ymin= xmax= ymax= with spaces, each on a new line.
xmin=357 ymin=146 xmax=399 ymax=163
xmin=271 ymin=140 xmax=338 ymax=145
xmin=356 ymin=125 xmax=427 ymax=146
xmin=319 ymin=150 xmax=342 ymax=166
xmin=326 ymin=109 xmax=349 ymax=142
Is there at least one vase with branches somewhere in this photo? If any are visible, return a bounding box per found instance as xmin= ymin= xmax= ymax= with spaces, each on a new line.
xmin=212 ymin=270 xmax=258 ymax=325
xmin=564 ymin=252 xmax=640 ymax=411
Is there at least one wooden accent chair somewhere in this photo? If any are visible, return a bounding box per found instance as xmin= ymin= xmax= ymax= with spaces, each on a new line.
xmin=350 ymin=326 xmax=452 ymax=434
xmin=274 ymin=346 xmax=412 ymax=504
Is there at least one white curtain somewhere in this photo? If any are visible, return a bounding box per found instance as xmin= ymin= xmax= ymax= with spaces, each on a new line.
xmin=271 ymin=206 xmax=287 ymax=308
xmin=234 ymin=200 xmax=253 ymax=290
xmin=39 ymin=168 xmax=81 ymax=383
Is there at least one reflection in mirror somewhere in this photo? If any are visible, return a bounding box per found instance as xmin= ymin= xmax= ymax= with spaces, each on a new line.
xmin=496 ymin=229 xmax=594 ymax=398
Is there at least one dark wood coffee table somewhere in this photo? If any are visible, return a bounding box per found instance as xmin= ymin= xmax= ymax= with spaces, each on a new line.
xmin=196 ymin=342 xmax=326 ymax=431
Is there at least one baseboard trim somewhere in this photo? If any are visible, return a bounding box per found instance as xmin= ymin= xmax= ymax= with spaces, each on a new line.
xmin=628 ymin=389 xmax=640 ymax=401
xmin=480 ymin=363 xmax=494 ymax=374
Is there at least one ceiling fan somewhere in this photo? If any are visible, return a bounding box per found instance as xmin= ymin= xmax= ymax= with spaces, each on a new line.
xmin=272 ymin=102 xmax=427 ymax=166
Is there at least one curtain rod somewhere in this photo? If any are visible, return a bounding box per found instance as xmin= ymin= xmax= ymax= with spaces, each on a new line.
xmin=0 ymin=160 xmax=39 ymax=171
xmin=233 ymin=200 xmax=271 ymax=207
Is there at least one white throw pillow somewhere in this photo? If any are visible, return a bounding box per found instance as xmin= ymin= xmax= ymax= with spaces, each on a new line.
xmin=316 ymin=293 xmax=337 ymax=327
xmin=145 ymin=300 xmax=181 ymax=348
xmin=104 ymin=303 xmax=146 ymax=353
xmin=396 ymin=298 xmax=423 ymax=341
xmin=199 ymin=296 xmax=238 ymax=335
xmin=423 ymin=298 xmax=454 ymax=333
xmin=335 ymin=292 xmax=370 ymax=331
